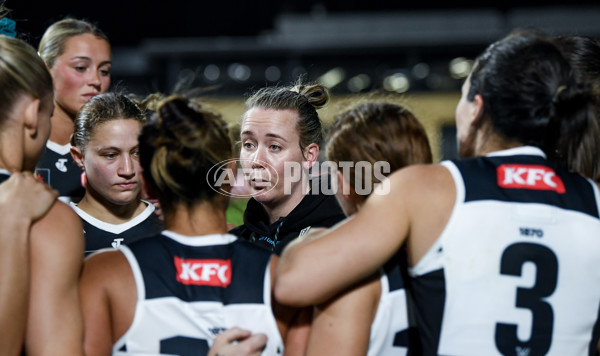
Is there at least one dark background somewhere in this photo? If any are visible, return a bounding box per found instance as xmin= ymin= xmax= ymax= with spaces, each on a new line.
xmin=9 ymin=1 xmax=600 ymax=46
xmin=7 ymin=1 xmax=600 ymax=97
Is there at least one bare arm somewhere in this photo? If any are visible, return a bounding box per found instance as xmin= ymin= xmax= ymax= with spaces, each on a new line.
xmin=268 ymin=256 xmax=311 ymax=356
xmin=0 ymin=173 xmax=58 ymax=355
xmin=25 ymin=201 xmax=85 ymax=356
xmin=274 ymin=173 xmax=409 ymax=306
xmin=80 ymin=250 xmax=136 ymax=356
xmin=275 ymin=164 xmax=454 ymax=306
xmin=306 ymin=275 xmax=380 ymax=356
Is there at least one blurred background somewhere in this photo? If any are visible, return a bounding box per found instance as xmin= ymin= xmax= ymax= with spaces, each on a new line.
xmin=9 ymin=0 xmax=600 ymax=160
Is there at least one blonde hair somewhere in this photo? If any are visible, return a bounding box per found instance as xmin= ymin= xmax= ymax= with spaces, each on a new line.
xmin=0 ymin=36 xmax=53 ymax=123
xmin=38 ymin=18 xmax=109 ymax=68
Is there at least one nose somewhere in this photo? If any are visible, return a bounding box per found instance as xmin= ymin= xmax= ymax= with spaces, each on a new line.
xmin=88 ymin=69 xmax=102 ymax=90
xmin=117 ymin=154 xmax=135 ymax=178
xmin=251 ymin=146 xmax=267 ymax=169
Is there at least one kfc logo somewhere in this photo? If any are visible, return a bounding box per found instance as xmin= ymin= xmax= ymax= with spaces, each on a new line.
xmin=174 ymin=257 xmax=232 ymax=287
xmin=497 ymin=164 xmax=565 ymax=193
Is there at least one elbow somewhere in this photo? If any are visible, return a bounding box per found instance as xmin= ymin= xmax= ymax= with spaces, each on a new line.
xmin=273 ymin=270 xmax=306 ymax=307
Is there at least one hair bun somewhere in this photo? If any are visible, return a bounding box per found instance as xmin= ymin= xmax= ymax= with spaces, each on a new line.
xmin=292 ymin=83 xmax=330 ymax=109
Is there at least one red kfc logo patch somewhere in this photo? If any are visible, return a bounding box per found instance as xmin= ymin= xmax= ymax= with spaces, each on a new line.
xmin=497 ymin=164 xmax=565 ymax=193
xmin=174 ymin=257 xmax=232 ymax=287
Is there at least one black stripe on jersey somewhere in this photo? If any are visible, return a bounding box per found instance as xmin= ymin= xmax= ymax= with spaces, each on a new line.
xmin=409 ymin=268 xmax=445 ymax=356
xmin=0 ymin=174 xmax=8 ymax=183
xmin=453 ymin=155 xmax=599 ymax=219
xmin=383 ymin=249 xmax=406 ymax=291
xmin=129 ymin=236 xmax=272 ymax=304
xmin=36 ymin=148 xmax=85 ymax=199
xmin=82 ymin=213 xmax=163 ymax=256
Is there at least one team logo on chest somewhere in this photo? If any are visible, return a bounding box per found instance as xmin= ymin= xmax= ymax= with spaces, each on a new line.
xmin=111 ymin=238 xmax=124 ymax=248
xmin=174 ymin=257 xmax=232 ymax=287
xmin=497 ymin=164 xmax=565 ymax=193
xmin=55 ymin=158 xmax=68 ymax=173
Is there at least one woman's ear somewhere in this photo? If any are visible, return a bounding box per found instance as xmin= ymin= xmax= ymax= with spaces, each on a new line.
xmin=23 ymin=98 xmax=41 ymax=137
xmin=471 ymin=94 xmax=485 ymax=126
xmin=302 ymin=143 xmax=319 ymax=170
xmin=70 ymin=146 xmax=85 ymax=170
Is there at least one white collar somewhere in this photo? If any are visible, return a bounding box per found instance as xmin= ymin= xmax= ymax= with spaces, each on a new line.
xmin=485 ymin=146 xmax=546 ymax=158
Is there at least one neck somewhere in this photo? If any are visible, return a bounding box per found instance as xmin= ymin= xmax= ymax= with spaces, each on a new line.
xmin=474 ymin=129 xmax=523 ymax=156
xmin=49 ymin=106 xmax=75 ymax=145
xmin=262 ymin=189 xmax=307 ymax=225
xmin=77 ymin=191 xmax=146 ymax=225
xmin=0 ymin=123 xmax=24 ymax=172
xmin=164 ymin=200 xmax=229 ymax=236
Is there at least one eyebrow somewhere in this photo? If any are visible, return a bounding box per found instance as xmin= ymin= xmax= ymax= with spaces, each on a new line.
xmin=70 ymin=56 xmax=112 ymax=66
xmin=96 ymin=143 xmax=138 ymax=151
xmin=241 ymin=130 xmax=288 ymax=142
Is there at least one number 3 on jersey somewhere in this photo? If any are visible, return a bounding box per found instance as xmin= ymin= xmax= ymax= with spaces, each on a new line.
xmin=495 ymin=242 xmax=558 ymax=356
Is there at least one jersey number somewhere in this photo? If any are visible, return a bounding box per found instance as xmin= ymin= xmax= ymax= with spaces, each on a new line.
xmin=495 ymin=242 xmax=558 ymax=356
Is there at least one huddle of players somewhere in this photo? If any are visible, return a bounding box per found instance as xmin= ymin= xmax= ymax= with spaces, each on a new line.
xmin=1 ymin=10 xmax=600 ymax=356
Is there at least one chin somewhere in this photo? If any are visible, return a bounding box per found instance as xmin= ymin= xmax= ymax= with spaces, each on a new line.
xmin=251 ymin=190 xmax=272 ymax=202
xmin=109 ymin=193 xmax=140 ymax=206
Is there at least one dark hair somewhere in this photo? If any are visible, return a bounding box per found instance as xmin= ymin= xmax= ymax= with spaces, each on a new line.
xmin=467 ymin=30 xmax=596 ymax=168
xmin=327 ymin=102 xmax=432 ymax=200
xmin=139 ymin=95 xmax=233 ymax=212
xmin=554 ymin=35 xmax=600 ymax=181
xmin=72 ymin=92 xmax=146 ymax=151
xmin=0 ymin=36 xmax=53 ymax=123
xmin=244 ymin=80 xmax=329 ymax=154
xmin=554 ymin=35 xmax=600 ymax=89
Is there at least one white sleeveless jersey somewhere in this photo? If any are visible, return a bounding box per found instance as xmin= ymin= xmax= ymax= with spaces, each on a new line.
xmin=113 ymin=231 xmax=283 ymax=355
xmin=368 ymin=255 xmax=413 ymax=356
xmin=409 ymin=146 xmax=600 ymax=356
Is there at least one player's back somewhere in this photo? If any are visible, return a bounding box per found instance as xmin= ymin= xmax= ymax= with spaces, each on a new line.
xmin=113 ymin=231 xmax=283 ymax=355
xmin=409 ymin=147 xmax=600 ymax=355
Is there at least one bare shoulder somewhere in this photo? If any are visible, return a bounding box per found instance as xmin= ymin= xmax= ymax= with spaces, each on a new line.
xmin=31 ymin=200 xmax=84 ymax=251
xmin=388 ymin=163 xmax=456 ymax=263
xmin=389 ymin=163 xmax=453 ymax=191
xmin=82 ymin=249 xmax=132 ymax=285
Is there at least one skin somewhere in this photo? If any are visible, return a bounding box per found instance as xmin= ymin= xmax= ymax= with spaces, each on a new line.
xmin=47 ymin=34 xmax=111 ymax=145
xmin=71 ymin=119 xmax=146 ymax=224
xmin=80 ymin=194 xmax=309 ymax=356
xmin=0 ymin=172 xmax=58 ymax=355
xmin=304 ymin=173 xmax=381 ymax=356
xmin=207 ymin=328 xmax=268 ymax=356
xmin=273 ymin=78 xmax=498 ymax=306
xmin=240 ymin=108 xmax=319 ymax=224
xmin=0 ymin=94 xmax=85 ymax=355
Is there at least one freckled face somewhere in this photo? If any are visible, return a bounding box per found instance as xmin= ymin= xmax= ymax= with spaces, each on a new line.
xmin=48 ymin=34 xmax=111 ymax=118
xmin=81 ymin=119 xmax=142 ymax=206
xmin=240 ymin=108 xmax=307 ymax=206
